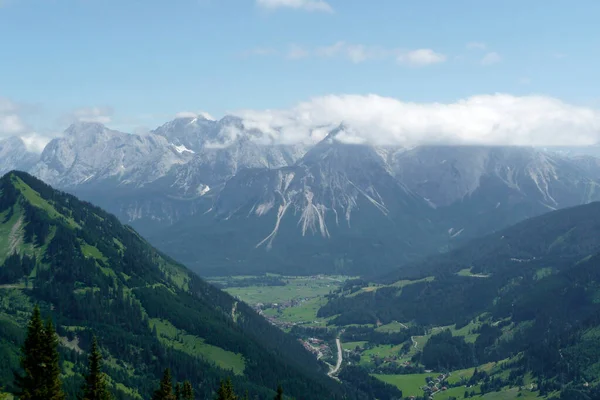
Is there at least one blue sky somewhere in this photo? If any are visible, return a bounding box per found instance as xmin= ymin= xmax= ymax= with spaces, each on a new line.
xmin=1 ymin=0 xmax=599 ymax=148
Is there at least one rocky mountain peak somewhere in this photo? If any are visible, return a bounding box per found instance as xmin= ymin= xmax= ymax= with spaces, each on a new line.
xmin=0 ymin=136 xmax=39 ymax=176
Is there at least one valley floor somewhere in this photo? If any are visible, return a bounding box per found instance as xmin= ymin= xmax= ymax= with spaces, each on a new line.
xmin=208 ymin=274 xmax=554 ymax=400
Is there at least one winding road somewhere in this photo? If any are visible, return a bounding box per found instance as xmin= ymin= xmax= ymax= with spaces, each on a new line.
xmin=328 ymin=338 xmax=343 ymax=378
xmin=411 ymin=336 xmax=419 ymax=349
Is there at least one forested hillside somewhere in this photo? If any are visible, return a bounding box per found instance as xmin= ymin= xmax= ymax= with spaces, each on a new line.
xmin=318 ymin=202 xmax=600 ymax=397
xmin=0 ymin=171 xmax=375 ymax=399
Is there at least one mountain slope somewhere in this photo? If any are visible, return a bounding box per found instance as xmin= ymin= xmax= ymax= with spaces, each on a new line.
xmin=30 ymin=122 xmax=192 ymax=188
xmin=0 ymin=137 xmax=38 ymax=177
xmin=10 ymin=119 xmax=600 ymax=278
xmin=391 ymin=145 xmax=600 ymax=243
xmin=0 ymin=171 xmax=369 ymax=400
xmin=318 ymin=201 xmax=600 ymax=393
xmin=153 ymin=128 xmax=442 ymax=276
xmin=30 ymin=119 xmax=307 ymax=232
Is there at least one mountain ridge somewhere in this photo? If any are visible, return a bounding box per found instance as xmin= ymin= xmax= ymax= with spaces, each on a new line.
xmin=316 ymin=200 xmax=600 ymax=395
xmin=0 ymin=171 xmax=375 ymax=399
xmin=6 ymin=118 xmax=600 ymax=276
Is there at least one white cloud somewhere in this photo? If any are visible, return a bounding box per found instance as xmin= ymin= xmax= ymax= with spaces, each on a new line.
xmin=291 ymin=42 xmax=447 ymax=66
xmin=175 ymin=111 xmax=216 ymax=121
xmin=21 ymin=133 xmax=51 ymax=153
xmin=233 ymin=94 xmax=600 ymax=147
xmin=481 ymin=52 xmax=502 ymax=66
xmin=0 ymin=114 xmax=26 ymax=135
xmin=67 ymin=106 xmax=114 ymax=124
xmin=466 ymin=42 xmax=487 ymax=50
xmin=0 ymin=97 xmax=52 ymax=152
xmin=287 ymin=44 xmax=310 ymax=60
xmin=239 ymin=47 xmax=277 ymax=58
xmin=316 ymin=41 xmax=391 ymax=63
xmin=256 ymin=0 xmax=333 ymax=12
xmin=397 ymin=49 xmax=446 ymax=67
xmin=0 ymin=98 xmax=27 ymax=135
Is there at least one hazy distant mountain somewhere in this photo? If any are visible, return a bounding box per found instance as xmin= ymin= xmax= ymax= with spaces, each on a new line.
xmin=30 ymin=121 xmax=192 ymax=188
xmin=4 ymin=118 xmax=600 ymax=276
xmin=153 ymin=125 xmax=441 ymax=276
xmin=391 ymin=145 xmax=600 ymax=241
xmin=0 ymin=136 xmax=38 ymax=176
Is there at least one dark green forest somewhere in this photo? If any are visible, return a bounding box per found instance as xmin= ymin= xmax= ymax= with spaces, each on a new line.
xmin=0 ymin=171 xmax=386 ymax=399
xmin=317 ymin=202 xmax=600 ymax=398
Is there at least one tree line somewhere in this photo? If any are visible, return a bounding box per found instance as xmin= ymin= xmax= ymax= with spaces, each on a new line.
xmin=8 ymin=306 xmax=286 ymax=400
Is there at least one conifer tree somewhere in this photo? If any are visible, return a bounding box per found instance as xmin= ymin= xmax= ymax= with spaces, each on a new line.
xmin=14 ymin=305 xmax=65 ymax=400
xmin=216 ymin=378 xmax=238 ymax=400
xmin=274 ymin=385 xmax=283 ymax=400
xmin=152 ymin=369 xmax=176 ymax=400
xmin=42 ymin=318 xmax=65 ymax=400
xmin=82 ymin=336 xmax=113 ymax=400
xmin=175 ymin=383 xmax=182 ymax=400
xmin=14 ymin=305 xmax=45 ymax=399
xmin=182 ymin=381 xmax=194 ymax=400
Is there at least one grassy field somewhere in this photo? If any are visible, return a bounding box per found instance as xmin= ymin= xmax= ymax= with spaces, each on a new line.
xmin=13 ymin=176 xmax=79 ymax=228
xmin=457 ymin=268 xmax=490 ymax=278
xmin=347 ymin=276 xmax=435 ymax=297
xmin=361 ymin=344 xmax=405 ymax=363
xmin=375 ymin=321 xmax=408 ymax=333
xmin=480 ymin=387 xmax=541 ymax=399
xmin=0 ymin=206 xmax=24 ymax=262
xmin=262 ymin=296 xmax=333 ymax=326
xmin=342 ymin=341 xmax=368 ymax=351
xmin=149 ymin=319 xmax=245 ymax=375
xmin=446 ymin=362 xmax=496 ymax=384
xmin=221 ymin=275 xmax=348 ymax=305
xmin=210 ymin=275 xmax=351 ymax=328
xmin=373 ymin=373 xmax=438 ymax=397
xmin=376 ymin=370 xmax=541 ymax=400
xmin=427 ymin=319 xmax=483 ymax=344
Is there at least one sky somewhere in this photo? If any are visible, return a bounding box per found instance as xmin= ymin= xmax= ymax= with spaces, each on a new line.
xmin=1 ymin=0 xmax=600 ymax=150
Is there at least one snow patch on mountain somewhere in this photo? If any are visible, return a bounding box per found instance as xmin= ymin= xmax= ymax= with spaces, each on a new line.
xmin=172 ymin=144 xmax=195 ymax=154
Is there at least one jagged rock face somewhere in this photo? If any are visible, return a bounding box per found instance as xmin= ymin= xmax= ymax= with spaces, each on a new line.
xmin=390 ymin=146 xmax=600 ymax=209
xmin=153 ymin=116 xmax=307 ymax=196
xmin=4 ymin=118 xmax=600 ymax=276
xmin=26 ymin=118 xmax=307 ymax=230
xmin=0 ymin=136 xmax=39 ymax=176
xmin=213 ymin=129 xmax=429 ymax=240
xmin=30 ymin=122 xmax=191 ymax=187
xmin=388 ymin=145 xmax=600 ymax=244
xmin=155 ymin=129 xmax=441 ymax=276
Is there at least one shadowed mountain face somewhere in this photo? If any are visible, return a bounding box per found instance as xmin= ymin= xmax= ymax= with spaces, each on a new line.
xmin=6 ymin=119 xmax=600 ymax=276
xmin=317 ymin=201 xmax=600 ymax=390
xmin=154 ymin=129 xmax=441 ymax=276
xmin=0 ymin=171 xmax=371 ymax=400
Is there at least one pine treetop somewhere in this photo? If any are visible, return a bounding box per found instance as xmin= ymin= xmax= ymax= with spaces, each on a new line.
xmin=83 ymin=336 xmax=113 ymax=400
xmin=152 ymin=368 xmax=176 ymax=400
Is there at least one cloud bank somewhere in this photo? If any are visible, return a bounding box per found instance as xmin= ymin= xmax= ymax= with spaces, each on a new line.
xmin=0 ymin=98 xmax=27 ymax=135
xmin=256 ymin=0 xmax=333 ymax=12
xmin=282 ymin=41 xmax=447 ymax=66
xmin=234 ymin=94 xmax=600 ymax=147
xmin=0 ymin=97 xmax=51 ymax=152
xmin=67 ymin=106 xmax=114 ymax=124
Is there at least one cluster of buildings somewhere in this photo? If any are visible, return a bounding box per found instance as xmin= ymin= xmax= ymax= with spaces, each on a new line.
xmin=421 ymin=373 xmax=450 ymax=398
xmin=299 ymin=338 xmax=331 ymax=359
